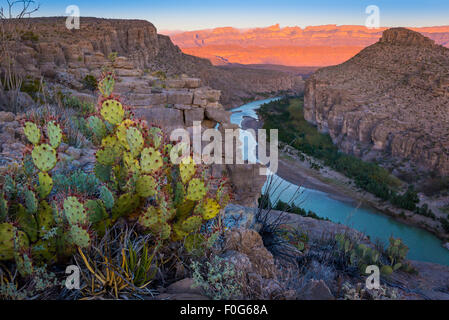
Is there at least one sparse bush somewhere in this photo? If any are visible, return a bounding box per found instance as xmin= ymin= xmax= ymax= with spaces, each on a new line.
xmin=191 ymin=256 xmax=242 ymax=300
xmin=82 ymin=75 xmax=98 ymax=92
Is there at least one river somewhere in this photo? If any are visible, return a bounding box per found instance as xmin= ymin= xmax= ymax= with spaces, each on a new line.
xmin=230 ymin=97 xmax=449 ymax=266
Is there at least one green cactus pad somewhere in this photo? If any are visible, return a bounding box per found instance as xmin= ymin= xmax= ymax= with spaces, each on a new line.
xmin=99 ymin=186 xmax=114 ymax=210
xmin=64 ymin=196 xmax=87 ymax=226
xmin=87 ymin=116 xmax=107 ymax=143
xmin=31 ymin=144 xmax=57 ymax=172
xmin=98 ymin=75 xmax=115 ymax=98
xmin=186 ymin=178 xmax=207 ymax=201
xmin=180 ymin=215 xmax=203 ymax=233
xmin=17 ymin=203 xmax=38 ymax=242
xmin=0 ymin=196 xmax=7 ymax=222
xmin=94 ymin=163 xmax=112 ymax=183
xmin=126 ymin=127 xmax=144 ymax=157
xmin=136 ymin=175 xmax=157 ymax=198
xmin=138 ymin=206 xmax=159 ymax=229
xmin=32 ymin=239 xmax=57 ymax=264
xmin=37 ymin=172 xmax=53 ymax=199
xmin=202 ymin=198 xmax=220 ymax=220
xmin=159 ymin=222 xmax=171 ymax=240
xmin=0 ymin=223 xmax=29 ymax=261
xmin=123 ymin=151 xmax=141 ymax=173
xmin=23 ymin=121 xmax=41 ymax=145
xmin=100 ymin=99 xmax=124 ymax=125
xmin=180 ymin=156 xmax=196 ymax=184
xmin=37 ymin=200 xmax=54 ymax=236
xmin=148 ymin=127 xmax=163 ymax=149
xmin=172 ymin=224 xmax=189 ymax=241
xmin=111 ymin=193 xmax=140 ymax=220
xmin=380 ymin=265 xmax=393 ymax=276
xmin=24 ymin=189 xmax=38 ymax=214
xmin=140 ymin=147 xmax=163 ymax=174
xmin=96 ymin=146 xmax=117 ymax=166
xmin=116 ymin=119 xmax=135 ymax=150
xmin=68 ymin=225 xmax=91 ymax=248
xmin=46 ymin=121 xmax=62 ymax=149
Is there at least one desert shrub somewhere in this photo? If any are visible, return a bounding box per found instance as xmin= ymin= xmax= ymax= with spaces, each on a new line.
xmin=82 ymin=75 xmax=98 ymax=91
xmin=191 ymin=256 xmax=242 ymax=300
xmin=20 ymin=31 xmax=39 ymax=42
xmin=152 ymin=70 xmax=167 ymax=80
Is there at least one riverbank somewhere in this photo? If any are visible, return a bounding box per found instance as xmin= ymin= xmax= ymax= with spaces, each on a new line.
xmin=242 ymin=116 xmax=449 ymax=244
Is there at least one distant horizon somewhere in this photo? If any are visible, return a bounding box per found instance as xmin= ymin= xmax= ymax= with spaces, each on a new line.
xmin=23 ymin=0 xmax=449 ymax=31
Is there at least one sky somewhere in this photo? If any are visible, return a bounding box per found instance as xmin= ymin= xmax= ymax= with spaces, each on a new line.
xmin=15 ymin=0 xmax=449 ymax=31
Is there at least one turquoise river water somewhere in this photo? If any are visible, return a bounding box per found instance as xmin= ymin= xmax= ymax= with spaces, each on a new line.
xmin=230 ymin=98 xmax=449 ymax=266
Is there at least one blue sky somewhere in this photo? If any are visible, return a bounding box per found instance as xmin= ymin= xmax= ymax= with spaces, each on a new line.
xmin=28 ymin=0 xmax=449 ymax=31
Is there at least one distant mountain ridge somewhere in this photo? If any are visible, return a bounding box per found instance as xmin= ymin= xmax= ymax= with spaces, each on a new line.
xmin=169 ymin=24 xmax=449 ymax=66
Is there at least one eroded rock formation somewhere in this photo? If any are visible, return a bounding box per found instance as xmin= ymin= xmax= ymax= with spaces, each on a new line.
xmin=304 ymin=28 xmax=449 ymax=175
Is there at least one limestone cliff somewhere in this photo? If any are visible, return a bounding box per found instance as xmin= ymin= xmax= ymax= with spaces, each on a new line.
xmin=1 ymin=17 xmax=303 ymax=109
xmin=304 ymin=28 xmax=449 ymax=175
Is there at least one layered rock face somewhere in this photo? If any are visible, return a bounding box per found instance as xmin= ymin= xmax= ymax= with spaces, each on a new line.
xmin=1 ymin=17 xmax=303 ymax=109
xmin=169 ymin=24 xmax=449 ymax=67
xmin=304 ymin=28 xmax=449 ymax=175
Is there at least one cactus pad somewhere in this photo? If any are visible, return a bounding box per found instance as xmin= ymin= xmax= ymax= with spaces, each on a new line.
xmin=23 ymin=121 xmax=41 ymax=145
xmin=37 ymin=200 xmax=54 ymax=236
xmin=24 ymin=189 xmax=38 ymax=214
xmin=126 ymin=127 xmax=144 ymax=157
xmin=98 ymin=75 xmax=115 ymax=97
xmin=17 ymin=203 xmax=38 ymax=242
xmin=100 ymin=99 xmax=124 ymax=125
xmin=96 ymin=146 xmax=117 ymax=166
xmin=138 ymin=206 xmax=159 ymax=229
xmin=136 ymin=175 xmax=157 ymax=197
xmin=180 ymin=156 xmax=196 ymax=184
xmin=0 ymin=223 xmax=29 ymax=261
xmin=0 ymin=197 xmax=7 ymax=222
xmin=148 ymin=127 xmax=163 ymax=149
xmin=111 ymin=193 xmax=140 ymax=219
xmin=68 ymin=225 xmax=91 ymax=248
xmin=87 ymin=116 xmax=107 ymax=142
xmin=141 ymin=147 xmax=163 ymax=174
xmin=31 ymin=144 xmax=57 ymax=172
xmin=64 ymin=196 xmax=87 ymax=226
xmin=37 ymin=172 xmax=53 ymax=199
xmin=186 ymin=178 xmax=207 ymax=201
xmin=180 ymin=215 xmax=202 ymax=233
xmin=46 ymin=121 xmax=62 ymax=149
xmin=99 ymin=186 xmax=114 ymax=210
xmin=116 ymin=119 xmax=135 ymax=150
xmin=202 ymin=198 xmax=220 ymax=220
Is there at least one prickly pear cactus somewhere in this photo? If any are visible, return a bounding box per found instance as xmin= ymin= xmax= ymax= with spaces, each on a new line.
xmin=148 ymin=127 xmax=162 ymax=149
xmin=99 ymin=186 xmax=114 ymax=209
xmin=116 ymin=119 xmax=135 ymax=150
xmin=136 ymin=175 xmax=157 ymax=198
xmin=0 ymin=223 xmax=29 ymax=261
xmin=186 ymin=178 xmax=206 ymax=201
xmin=46 ymin=121 xmax=62 ymax=149
xmin=63 ymin=197 xmax=87 ymax=226
xmin=68 ymin=225 xmax=91 ymax=248
xmin=87 ymin=116 xmax=107 ymax=143
xmin=96 ymin=146 xmax=117 ymax=166
xmin=140 ymin=147 xmax=163 ymax=174
xmin=0 ymin=196 xmax=7 ymax=222
xmin=100 ymin=99 xmax=124 ymax=125
xmin=37 ymin=200 xmax=54 ymax=236
xmin=202 ymin=198 xmax=220 ymax=220
xmin=180 ymin=156 xmax=196 ymax=184
xmin=98 ymin=74 xmax=115 ymax=97
xmin=23 ymin=121 xmax=41 ymax=145
xmin=111 ymin=193 xmax=140 ymax=220
xmin=180 ymin=215 xmax=202 ymax=233
xmin=37 ymin=172 xmax=53 ymax=199
xmin=24 ymin=189 xmax=38 ymax=214
xmin=31 ymin=144 xmax=57 ymax=172
xmin=17 ymin=203 xmax=38 ymax=242
xmin=126 ymin=127 xmax=144 ymax=157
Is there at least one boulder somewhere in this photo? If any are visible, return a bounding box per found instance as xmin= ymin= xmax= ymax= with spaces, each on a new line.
xmin=205 ymin=107 xmax=231 ymax=124
xmin=166 ymin=91 xmax=193 ymax=105
xmin=297 ymin=279 xmax=335 ymax=300
xmin=184 ymin=107 xmax=204 ymax=126
xmin=133 ymin=106 xmax=184 ymax=131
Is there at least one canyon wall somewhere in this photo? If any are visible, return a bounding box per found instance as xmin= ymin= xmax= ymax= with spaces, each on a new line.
xmin=304 ymin=28 xmax=449 ymax=175
xmin=1 ymin=17 xmax=303 ymax=109
xmin=169 ymin=24 xmax=449 ymax=67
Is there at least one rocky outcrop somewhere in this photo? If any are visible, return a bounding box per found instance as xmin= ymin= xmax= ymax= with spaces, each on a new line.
xmin=1 ymin=17 xmax=303 ymax=109
xmin=304 ymin=28 xmax=449 ymax=175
